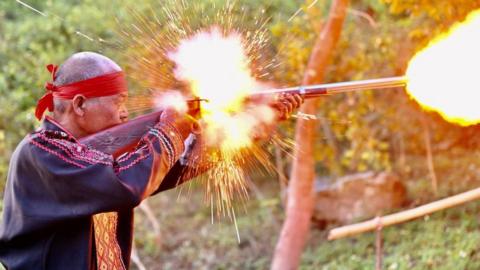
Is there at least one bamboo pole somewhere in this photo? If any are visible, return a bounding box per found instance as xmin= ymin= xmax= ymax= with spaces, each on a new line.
xmin=328 ymin=187 xmax=480 ymax=240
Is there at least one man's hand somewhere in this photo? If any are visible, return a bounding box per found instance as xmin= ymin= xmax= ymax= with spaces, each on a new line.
xmin=160 ymin=109 xmax=199 ymax=141
xmin=249 ymin=93 xmax=304 ymax=141
xmin=270 ymin=93 xmax=305 ymax=120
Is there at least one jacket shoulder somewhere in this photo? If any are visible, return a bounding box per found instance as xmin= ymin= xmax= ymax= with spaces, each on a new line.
xmin=20 ymin=130 xmax=113 ymax=169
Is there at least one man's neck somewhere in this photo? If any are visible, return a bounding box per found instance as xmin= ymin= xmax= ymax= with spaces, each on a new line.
xmin=52 ymin=115 xmax=88 ymax=139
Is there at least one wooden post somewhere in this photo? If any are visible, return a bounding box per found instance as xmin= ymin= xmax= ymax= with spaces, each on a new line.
xmin=422 ymin=116 xmax=438 ymax=195
xmin=375 ymin=217 xmax=383 ymax=270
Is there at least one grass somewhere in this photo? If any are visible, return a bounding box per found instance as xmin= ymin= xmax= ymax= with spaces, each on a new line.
xmin=133 ymin=181 xmax=284 ymax=270
xmin=302 ymin=202 xmax=480 ymax=270
xmin=134 ymin=179 xmax=480 ymax=270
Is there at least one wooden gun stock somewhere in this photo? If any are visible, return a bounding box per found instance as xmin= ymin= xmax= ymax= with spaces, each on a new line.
xmin=80 ymin=110 xmax=162 ymax=157
xmin=79 ymin=98 xmax=203 ymax=158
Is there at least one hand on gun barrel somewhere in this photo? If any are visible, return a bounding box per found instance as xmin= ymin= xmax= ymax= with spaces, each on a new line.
xmin=160 ymin=108 xmax=200 ymax=141
xmin=270 ymin=93 xmax=305 ymax=120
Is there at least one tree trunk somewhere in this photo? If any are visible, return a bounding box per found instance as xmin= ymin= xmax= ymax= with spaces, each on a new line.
xmin=271 ymin=1 xmax=349 ymax=269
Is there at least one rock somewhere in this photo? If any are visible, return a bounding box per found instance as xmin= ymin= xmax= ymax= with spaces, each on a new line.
xmin=313 ymin=171 xmax=407 ymax=225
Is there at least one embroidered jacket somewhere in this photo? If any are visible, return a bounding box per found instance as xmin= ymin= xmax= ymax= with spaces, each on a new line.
xmin=0 ymin=117 xmax=190 ymax=269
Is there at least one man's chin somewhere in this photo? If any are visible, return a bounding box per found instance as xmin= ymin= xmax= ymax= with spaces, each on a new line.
xmin=104 ymin=121 xmax=124 ymax=130
xmin=88 ymin=121 xmax=123 ymax=135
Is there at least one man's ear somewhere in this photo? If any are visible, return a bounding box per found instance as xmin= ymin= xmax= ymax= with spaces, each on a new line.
xmin=72 ymin=94 xmax=87 ymax=116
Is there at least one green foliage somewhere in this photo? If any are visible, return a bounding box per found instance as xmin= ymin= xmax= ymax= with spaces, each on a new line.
xmin=0 ymin=0 xmax=126 ymax=187
xmin=302 ymin=202 xmax=480 ymax=270
xmin=269 ymin=0 xmax=480 ymax=181
xmin=0 ymin=0 xmax=160 ymax=186
xmin=2 ymin=0 xmax=480 ymax=268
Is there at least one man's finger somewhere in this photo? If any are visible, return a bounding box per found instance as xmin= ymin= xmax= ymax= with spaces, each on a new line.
xmin=280 ymin=102 xmax=291 ymax=115
xmin=281 ymin=106 xmax=290 ymax=120
xmin=281 ymin=96 xmax=294 ymax=114
xmin=293 ymin=94 xmax=304 ymax=108
xmin=285 ymin=94 xmax=299 ymax=110
xmin=274 ymin=103 xmax=286 ymax=120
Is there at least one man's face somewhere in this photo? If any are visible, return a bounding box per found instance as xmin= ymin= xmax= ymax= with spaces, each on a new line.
xmin=80 ymin=92 xmax=129 ymax=134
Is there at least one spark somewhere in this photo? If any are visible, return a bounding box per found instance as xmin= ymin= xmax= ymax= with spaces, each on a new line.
xmin=211 ymin=196 xmax=214 ymax=224
xmin=288 ymin=0 xmax=320 ymax=22
xmin=231 ymin=207 xmax=241 ymax=243
xmin=16 ymin=0 xmax=47 ymax=17
xmin=292 ymin=112 xmax=317 ymax=120
xmin=15 ymin=0 xmax=107 ymax=46
xmin=75 ymin=31 xmax=94 ymax=42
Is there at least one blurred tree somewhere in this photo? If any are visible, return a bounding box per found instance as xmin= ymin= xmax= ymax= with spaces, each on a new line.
xmin=271 ymin=1 xmax=349 ymax=269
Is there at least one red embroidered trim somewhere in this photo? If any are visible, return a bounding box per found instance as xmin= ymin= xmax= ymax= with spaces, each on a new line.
xmin=149 ymin=129 xmax=174 ymax=167
xmin=29 ymin=135 xmax=86 ymax=169
xmin=32 ymin=121 xmax=185 ymax=173
xmin=116 ymin=142 xmax=148 ymax=163
xmin=117 ymin=153 xmax=148 ymax=172
xmin=37 ymin=132 xmax=112 ymax=166
xmin=156 ymin=123 xmax=184 ymax=158
xmin=116 ymin=140 xmax=151 ymax=172
xmin=116 ymin=150 xmax=136 ymax=163
xmin=156 ymin=133 xmax=173 ymax=167
xmin=44 ymin=116 xmax=78 ymax=141
xmin=92 ymin=212 xmax=127 ymax=270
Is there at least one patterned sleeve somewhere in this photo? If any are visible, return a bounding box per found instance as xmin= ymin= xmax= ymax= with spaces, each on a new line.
xmin=17 ymin=122 xmax=184 ymax=219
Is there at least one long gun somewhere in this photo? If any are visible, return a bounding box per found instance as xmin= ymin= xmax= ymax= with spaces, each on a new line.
xmin=250 ymin=76 xmax=406 ymax=98
xmin=80 ymin=76 xmax=407 ymax=156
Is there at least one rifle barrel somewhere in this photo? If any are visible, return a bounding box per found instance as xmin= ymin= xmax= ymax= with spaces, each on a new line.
xmin=252 ymin=76 xmax=407 ymax=98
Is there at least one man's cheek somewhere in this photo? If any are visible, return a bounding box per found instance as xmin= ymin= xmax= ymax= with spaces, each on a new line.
xmin=106 ymin=108 xmax=122 ymax=125
xmin=97 ymin=104 xmax=117 ymax=123
xmin=90 ymin=110 xmax=112 ymax=129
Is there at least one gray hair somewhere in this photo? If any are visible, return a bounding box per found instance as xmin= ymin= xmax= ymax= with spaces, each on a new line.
xmin=52 ymin=52 xmax=121 ymax=115
xmin=54 ymin=51 xmax=121 ymax=86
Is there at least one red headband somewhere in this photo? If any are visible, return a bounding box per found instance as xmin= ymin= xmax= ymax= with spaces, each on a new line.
xmin=35 ymin=64 xmax=128 ymax=120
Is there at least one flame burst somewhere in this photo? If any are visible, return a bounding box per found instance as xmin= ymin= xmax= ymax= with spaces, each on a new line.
xmin=168 ymin=28 xmax=278 ymax=215
xmin=406 ymin=9 xmax=480 ymax=126
xmin=168 ymin=28 xmax=275 ymax=150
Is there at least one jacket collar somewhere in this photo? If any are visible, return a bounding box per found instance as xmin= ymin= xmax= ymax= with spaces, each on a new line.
xmin=40 ymin=116 xmax=78 ymax=142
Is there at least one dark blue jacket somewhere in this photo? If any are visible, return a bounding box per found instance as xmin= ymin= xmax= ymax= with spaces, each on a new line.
xmin=0 ymin=117 xmax=189 ymax=269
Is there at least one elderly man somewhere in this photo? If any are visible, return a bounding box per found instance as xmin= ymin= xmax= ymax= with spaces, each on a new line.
xmin=0 ymin=52 xmax=303 ymax=269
